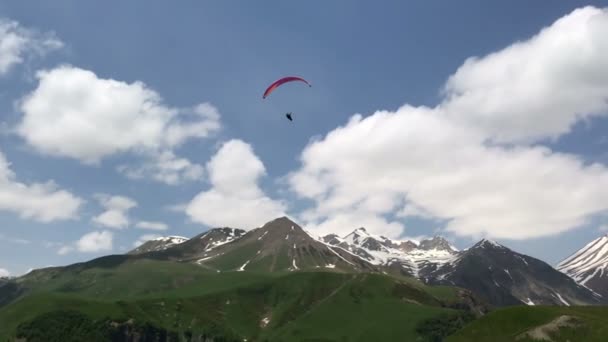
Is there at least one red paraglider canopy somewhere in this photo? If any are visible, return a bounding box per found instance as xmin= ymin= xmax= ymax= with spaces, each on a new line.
xmin=262 ymin=76 xmax=311 ymax=99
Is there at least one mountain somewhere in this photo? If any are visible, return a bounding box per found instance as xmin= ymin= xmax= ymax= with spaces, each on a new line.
xmin=557 ymin=234 xmax=608 ymax=297
xmin=191 ymin=217 xmax=376 ymax=272
xmin=324 ymin=229 xmax=457 ymax=279
xmin=4 ymin=215 xmax=607 ymax=340
xmin=325 ymin=227 xmax=602 ymax=307
xmin=128 ymin=235 xmax=188 ymax=254
xmin=423 ymin=239 xmax=603 ymax=306
xmin=150 ymin=227 xmax=246 ymax=260
xmin=343 ymin=227 xmax=419 ymax=252
xmin=419 ymin=236 xmax=457 ymax=252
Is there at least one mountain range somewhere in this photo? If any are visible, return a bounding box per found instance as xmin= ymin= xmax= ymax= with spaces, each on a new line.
xmin=125 ymin=216 xmax=604 ymax=307
xmin=2 ymin=216 xmax=608 ymax=341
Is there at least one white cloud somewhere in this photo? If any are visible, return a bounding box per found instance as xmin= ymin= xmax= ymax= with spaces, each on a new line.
xmin=164 ymin=102 xmax=222 ymax=147
xmin=443 ymin=6 xmax=608 ymax=144
xmin=288 ymin=7 xmax=608 ymax=240
xmin=117 ymin=150 xmax=204 ymax=185
xmin=76 ymin=231 xmax=113 ymax=253
xmin=16 ymin=66 xmax=220 ymax=184
xmin=133 ymin=234 xmax=162 ymax=248
xmin=92 ymin=194 xmax=137 ymax=229
xmin=57 ymin=246 xmax=73 ymax=255
xmin=57 ymin=230 xmax=114 ymax=255
xmin=135 ymin=221 xmax=168 ymax=231
xmin=0 ymin=18 xmax=62 ymax=75
xmin=0 ymin=149 xmax=82 ymax=222
xmin=0 ymin=268 xmax=9 ymax=277
xmin=185 ymin=139 xmax=286 ymax=229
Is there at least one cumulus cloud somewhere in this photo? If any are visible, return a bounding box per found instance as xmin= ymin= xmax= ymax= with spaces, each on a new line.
xmin=57 ymin=230 xmax=113 ymax=255
xmin=76 ymin=230 xmax=113 ymax=253
xmin=305 ymin=210 xmax=405 ymax=239
xmin=0 ymin=149 xmax=82 ymax=222
xmin=133 ymin=234 xmax=162 ymax=248
xmin=16 ymin=66 xmax=220 ymax=184
xmin=0 ymin=18 xmax=62 ymax=75
xmin=117 ymin=150 xmax=204 ymax=185
xmin=0 ymin=268 xmax=9 ymax=277
xmin=185 ymin=140 xmax=286 ymax=229
xmin=288 ymin=6 xmax=608 ymax=240
xmin=443 ymin=6 xmax=608 ymax=143
xmin=92 ymin=194 xmax=137 ymax=229
xmin=135 ymin=221 xmax=168 ymax=231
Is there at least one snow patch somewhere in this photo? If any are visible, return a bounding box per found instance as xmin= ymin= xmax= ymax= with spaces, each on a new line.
xmin=325 ymin=264 xmax=336 ymax=269
xmin=237 ymin=260 xmax=250 ymax=272
xmin=292 ymin=258 xmax=299 ymax=270
xmin=524 ymin=298 xmax=535 ymax=306
xmin=516 ymin=255 xmax=529 ymax=266
xmin=261 ymin=316 xmax=270 ymax=328
xmin=258 ymin=231 xmax=268 ymax=240
xmin=554 ymin=292 xmax=570 ymax=306
xmin=196 ymin=255 xmax=216 ymax=263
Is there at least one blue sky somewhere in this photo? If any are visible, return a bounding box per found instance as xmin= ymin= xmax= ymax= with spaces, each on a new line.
xmin=1 ymin=1 xmax=608 ymax=276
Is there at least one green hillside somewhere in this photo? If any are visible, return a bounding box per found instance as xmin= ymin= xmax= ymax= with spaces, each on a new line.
xmin=0 ymin=258 xmax=475 ymax=341
xmin=447 ymin=305 xmax=608 ymax=342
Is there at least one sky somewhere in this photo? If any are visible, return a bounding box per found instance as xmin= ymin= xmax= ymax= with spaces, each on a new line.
xmin=1 ymin=1 xmax=608 ymax=277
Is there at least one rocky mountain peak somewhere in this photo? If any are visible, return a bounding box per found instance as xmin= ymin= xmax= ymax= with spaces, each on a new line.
xmin=472 ymin=238 xmax=506 ymax=250
xmin=419 ymin=236 xmax=456 ymax=252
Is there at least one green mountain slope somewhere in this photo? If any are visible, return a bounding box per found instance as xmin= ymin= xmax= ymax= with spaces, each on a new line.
xmin=447 ymin=305 xmax=608 ymax=342
xmin=0 ymin=263 xmax=478 ymax=341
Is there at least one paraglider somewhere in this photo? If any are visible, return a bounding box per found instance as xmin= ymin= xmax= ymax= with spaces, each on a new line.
xmin=262 ymin=76 xmax=311 ymax=99
xmin=262 ymin=76 xmax=311 ymax=122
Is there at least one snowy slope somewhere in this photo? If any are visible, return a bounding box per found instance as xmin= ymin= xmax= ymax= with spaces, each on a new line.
xmin=324 ymin=229 xmax=458 ymax=277
xmin=128 ymin=235 xmax=188 ymax=254
xmin=557 ymin=235 xmax=608 ymax=297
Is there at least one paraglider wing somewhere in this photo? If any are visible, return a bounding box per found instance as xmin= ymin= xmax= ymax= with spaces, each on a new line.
xmin=263 ymin=76 xmax=311 ymax=99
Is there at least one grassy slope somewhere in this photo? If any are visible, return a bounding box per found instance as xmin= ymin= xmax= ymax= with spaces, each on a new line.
xmin=447 ymin=305 xmax=608 ymax=342
xmin=0 ymin=259 xmax=462 ymax=341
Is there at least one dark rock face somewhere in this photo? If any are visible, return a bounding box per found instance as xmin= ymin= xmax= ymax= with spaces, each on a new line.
xmin=423 ymin=240 xmax=603 ymax=306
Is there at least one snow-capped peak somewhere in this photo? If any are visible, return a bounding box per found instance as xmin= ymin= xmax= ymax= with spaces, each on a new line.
xmin=557 ymin=235 xmax=608 ymax=286
xmin=152 ymin=236 xmax=188 ymax=243
xmin=475 ymin=238 xmax=505 ymax=249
